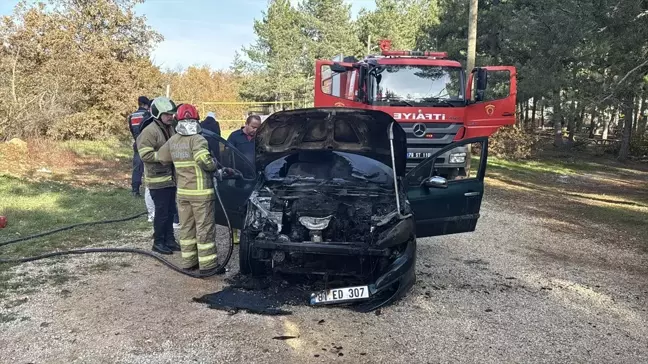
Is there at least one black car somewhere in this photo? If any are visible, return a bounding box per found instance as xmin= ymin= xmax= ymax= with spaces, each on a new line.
xmin=204 ymin=108 xmax=489 ymax=311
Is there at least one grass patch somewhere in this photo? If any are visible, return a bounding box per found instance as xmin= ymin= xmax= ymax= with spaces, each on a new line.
xmin=62 ymin=138 xmax=132 ymax=160
xmin=488 ymin=156 xmax=600 ymax=176
xmin=484 ymin=154 xmax=648 ymax=248
xmin=0 ymin=175 xmax=150 ymax=295
xmin=220 ymin=129 xmax=234 ymax=140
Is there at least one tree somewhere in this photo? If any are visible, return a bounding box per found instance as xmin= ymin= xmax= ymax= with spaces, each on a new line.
xmin=164 ymin=66 xmax=247 ymax=130
xmin=237 ymin=0 xmax=310 ymax=102
xmin=0 ymin=0 xmax=163 ymax=140
xmin=357 ymin=0 xmax=440 ymax=53
xmin=299 ymin=0 xmax=361 ymax=66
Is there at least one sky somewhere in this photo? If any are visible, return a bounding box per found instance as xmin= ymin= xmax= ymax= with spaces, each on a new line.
xmin=0 ymin=0 xmax=376 ymax=71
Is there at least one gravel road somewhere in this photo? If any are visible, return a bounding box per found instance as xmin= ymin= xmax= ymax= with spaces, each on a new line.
xmin=1 ymin=195 xmax=647 ymax=363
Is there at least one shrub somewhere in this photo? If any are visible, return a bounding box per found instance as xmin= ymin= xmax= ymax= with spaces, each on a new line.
xmin=489 ymin=126 xmax=539 ymax=159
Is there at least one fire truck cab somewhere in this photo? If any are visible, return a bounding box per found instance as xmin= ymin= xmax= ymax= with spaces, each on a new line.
xmin=314 ymin=40 xmax=517 ymax=177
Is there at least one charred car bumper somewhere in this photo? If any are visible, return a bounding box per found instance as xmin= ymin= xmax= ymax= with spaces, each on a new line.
xmin=247 ymin=236 xmax=416 ymax=312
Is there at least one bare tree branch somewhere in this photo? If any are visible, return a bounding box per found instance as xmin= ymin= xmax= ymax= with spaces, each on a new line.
xmin=598 ymin=58 xmax=648 ymax=104
xmin=11 ymin=46 xmax=20 ymax=104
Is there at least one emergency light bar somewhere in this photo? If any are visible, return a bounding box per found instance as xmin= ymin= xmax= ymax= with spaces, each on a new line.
xmin=381 ymin=50 xmax=448 ymax=58
xmin=378 ymin=39 xmax=447 ymax=58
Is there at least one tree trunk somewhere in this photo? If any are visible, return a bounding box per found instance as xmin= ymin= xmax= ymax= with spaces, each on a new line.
xmin=531 ymin=96 xmax=538 ymax=130
xmin=618 ymin=98 xmax=634 ymax=160
xmin=553 ymin=90 xmax=563 ymax=146
xmin=638 ymin=95 xmax=648 ymax=140
xmin=541 ymin=101 xmax=545 ymax=127
xmin=531 ymin=97 xmax=538 ymax=130
xmin=11 ymin=46 xmax=20 ymax=104
xmin=524 ymin=100 xmax=530 ymax=128
xmin=567 ymin=101 xmax=577 ymax=143
xmin=633 ymin=95 xmax=643 ymax=132
xmin=466 ymin=0 xmax=478 ymax=72
xmin=603 ymin=108 xmax=615 ymax=140
xmin=588 ymin=107 xmax=598 ymax=138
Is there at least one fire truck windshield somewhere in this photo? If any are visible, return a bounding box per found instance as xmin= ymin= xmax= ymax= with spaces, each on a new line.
xmin=368 ymin=65 xmax=464 ymax=107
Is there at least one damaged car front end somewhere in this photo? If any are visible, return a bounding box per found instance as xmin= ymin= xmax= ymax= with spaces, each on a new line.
xmin=241 ymin=109 xmax=414 ymax=310
xmin=206 ymin=108 xmax=489 ymax=311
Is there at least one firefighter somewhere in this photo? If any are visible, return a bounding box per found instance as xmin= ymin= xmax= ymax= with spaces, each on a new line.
xmin=128 ymin=96 xmax=151 ymax=197
xmin=157 ymin=104 xmax=235 ymax=274
xmin=137 ymin=96 xmax=181 ymax=255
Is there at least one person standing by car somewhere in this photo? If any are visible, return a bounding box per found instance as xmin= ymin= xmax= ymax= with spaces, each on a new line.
xmin=157 ymin=104 xmax=234 ymax=275
xmin=137 ymin=96 xmax=181 ymax=255
xmin=226 ymin=114 xmax=261 ymax=244
xmin=227 ymin=114 xmax=261 ymax=164
xmin=201 ymin=111 xmax=221 ymax=136
xmin=201 ymin=111 xmax=221 ymax=162
xmin=127 ymin=96 xmax=150 ymax=197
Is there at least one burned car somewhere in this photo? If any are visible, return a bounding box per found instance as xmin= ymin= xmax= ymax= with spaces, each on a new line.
xmin=205 ymin=108 xmax=488 ymax=311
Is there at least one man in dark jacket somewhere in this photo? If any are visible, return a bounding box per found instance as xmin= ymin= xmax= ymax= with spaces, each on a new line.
xmin=201 ymin=112 xmax=221 ymax=161
xmin=127 ymin=96 xmax=151 ymax=197
xmin=201 ymin=112 xmax=221 ymax=136
xmin=227 ymin=114 xmax=261 ymax=164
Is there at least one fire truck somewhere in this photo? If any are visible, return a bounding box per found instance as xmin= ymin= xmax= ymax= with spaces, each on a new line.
xmin=314 ymin=40 xmax=517 ymax=177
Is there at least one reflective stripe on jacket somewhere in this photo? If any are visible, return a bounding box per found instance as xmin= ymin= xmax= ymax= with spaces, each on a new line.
xmin=157 ymin=133 xmax=217 ymax=201
xmin=136 ymin=119 xmax=176 ymax=189
xmin=128 ymin=108 xmax=150 ymax=141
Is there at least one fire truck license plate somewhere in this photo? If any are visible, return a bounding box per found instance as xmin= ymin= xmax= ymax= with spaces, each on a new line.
xmin=407 ymin=152 xmax=433 ymax=159
xmin=310 ymin=285 xmax=370 ymax=305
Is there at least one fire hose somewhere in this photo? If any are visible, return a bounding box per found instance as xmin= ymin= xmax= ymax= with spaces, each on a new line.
xmin=0 ymin=177 xmax=235 ymax=279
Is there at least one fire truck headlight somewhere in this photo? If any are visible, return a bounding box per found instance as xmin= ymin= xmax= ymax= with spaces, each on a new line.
xmin=449 ymin=152 xmax=466 ymax=164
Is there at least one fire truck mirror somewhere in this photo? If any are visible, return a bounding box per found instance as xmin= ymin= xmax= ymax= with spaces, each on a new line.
xmin=330 ymin=63 xmax=348 ymax=73
xmin=475 ymin=68 xmax=488 ymax=102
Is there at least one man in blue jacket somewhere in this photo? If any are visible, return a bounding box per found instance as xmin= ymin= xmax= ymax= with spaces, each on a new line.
xmin=227 ymin=114 xmax=261 ymax=164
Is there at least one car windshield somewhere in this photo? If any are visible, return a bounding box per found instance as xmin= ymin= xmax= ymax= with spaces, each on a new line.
xmin=264 ymin=151 xmax=394 ymax=186
xmin=369 ymin=65 xmax=464 ymax=106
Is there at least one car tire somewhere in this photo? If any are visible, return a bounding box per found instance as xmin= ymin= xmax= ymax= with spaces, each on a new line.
xmin=238 ymin=232 xmax=266 ymax=276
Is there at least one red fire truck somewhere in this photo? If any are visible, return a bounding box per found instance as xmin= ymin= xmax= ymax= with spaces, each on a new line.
xmin=314 ymin=40 xmax=517 ymax=177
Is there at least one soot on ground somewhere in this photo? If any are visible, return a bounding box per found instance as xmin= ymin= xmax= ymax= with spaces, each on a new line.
xmin=194 ymin=273 xmax=366 ymax=315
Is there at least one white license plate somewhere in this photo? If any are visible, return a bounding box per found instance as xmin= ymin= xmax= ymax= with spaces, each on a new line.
xmin=310 ymin=285 xmax=370 ymax=305
xmin=407 ymin=152 xmax=432 ymax=159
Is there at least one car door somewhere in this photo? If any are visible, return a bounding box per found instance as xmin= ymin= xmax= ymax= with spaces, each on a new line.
xmin=464 ymin=66 xmax=516 ymax=139
xmin=404 ymin=137 xmax=488 ymax=238
xmin=201 ymin=130 xmax=256 ymax=230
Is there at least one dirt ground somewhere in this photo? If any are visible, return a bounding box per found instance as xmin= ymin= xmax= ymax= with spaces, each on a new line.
xmin=1 ymin=189 xmax=647 ymax=364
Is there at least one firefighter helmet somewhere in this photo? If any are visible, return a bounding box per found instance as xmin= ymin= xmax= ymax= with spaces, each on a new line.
xmin=150 ymin=97 xmax=177 ymax=120
xmin=176 ymin=104 xmax=200 ymax=121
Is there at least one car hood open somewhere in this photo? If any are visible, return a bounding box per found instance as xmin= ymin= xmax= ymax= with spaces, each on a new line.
xmin=255 ymin=108 xmax=407 ymax=176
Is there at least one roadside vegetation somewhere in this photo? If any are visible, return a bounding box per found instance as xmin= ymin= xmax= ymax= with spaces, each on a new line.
xmin=485 ymin=142 xmax=648 ymax=251
xmin=0 ymin=139 xmax=150 ymax=299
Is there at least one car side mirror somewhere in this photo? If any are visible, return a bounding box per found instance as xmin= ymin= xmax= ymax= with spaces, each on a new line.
xmin=423 ymin=176 xmax=448 ymax=189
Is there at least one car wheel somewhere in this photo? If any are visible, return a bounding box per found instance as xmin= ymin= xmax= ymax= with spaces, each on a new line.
xmin=238 ymin=232 xmax=266 ymax=276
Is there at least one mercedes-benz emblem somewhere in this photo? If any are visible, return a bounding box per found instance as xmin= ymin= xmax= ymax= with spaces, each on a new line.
xmin=412 ymin=123 xmax=427 ymax=138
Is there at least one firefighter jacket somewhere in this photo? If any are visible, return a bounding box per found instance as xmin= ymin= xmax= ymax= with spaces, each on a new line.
xmin=128 ymin=107 xmax=151 ymax=141
xmin=157 ymin=120 xmax=217 ymax=201
xmin=136 ymin=118 xmax=176 ymax=190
